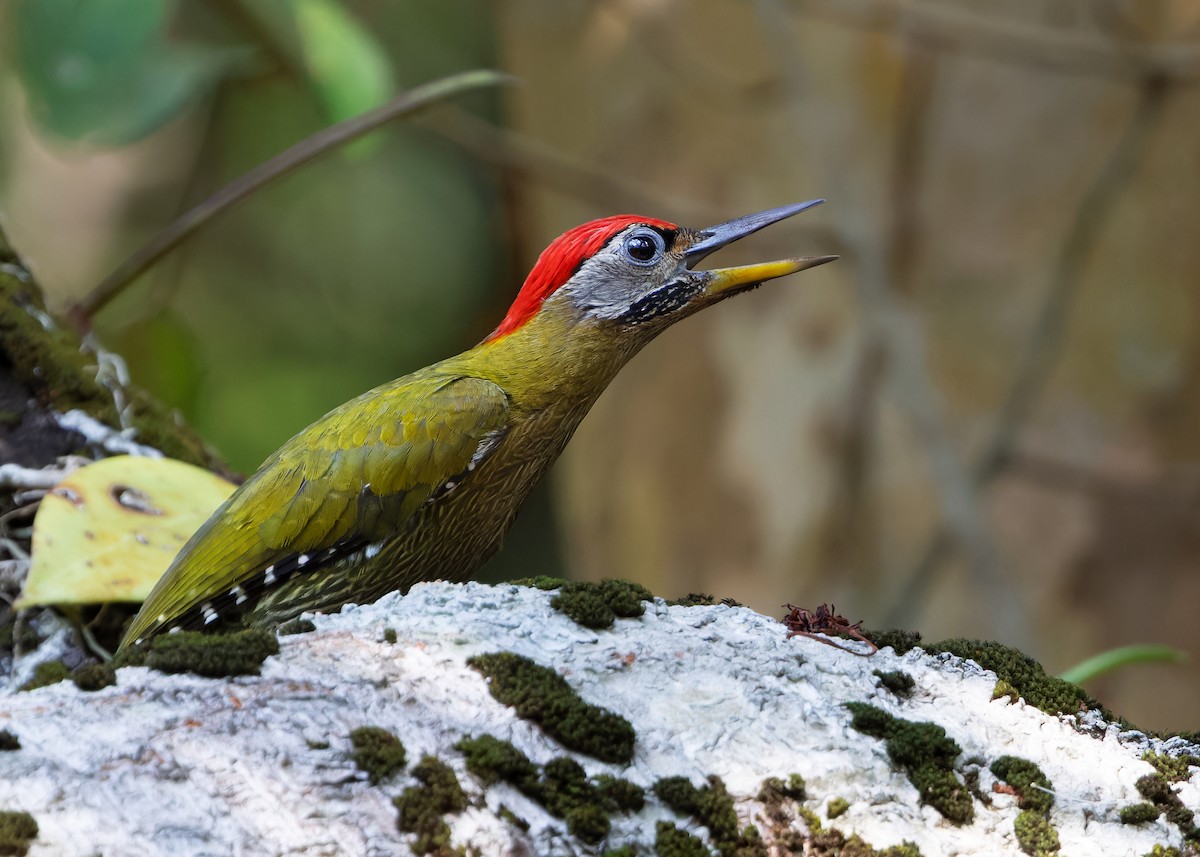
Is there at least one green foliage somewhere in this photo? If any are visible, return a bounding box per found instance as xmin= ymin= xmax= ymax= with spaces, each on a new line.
xmin=1059 ymin=645 xmax=1186 ymax=686
xmin=393 ymin=756 xmax=466 ymax=855
xmin=928 ymin=639 xmax=1096 ymax=717
xmin=14 ymin=0 xmax=246 ymax=145
xmin=466 ymin=652 xmax=635 ymax=764
xmin=990 ymin=756 xmax=1054 ymax=814
xmin=384 ymin=628 xmax=398 ymax=644
xmin=873 ymin=670 xmax=915 ymax=699
xmin=349 ymin=727 xmax=406 ymax=785
xmin=550 ymin=579 xmax=653 ymax=629
xmin=292 ymin=0 xmax=393 ymax=125
xmin=144 ymin=628 xmax=279 ymax=677
xmin=19 ymin=660 xmax=69 ymax=692
xmin=845 ymin=703 xmax=973 ymax=824
xmin=71 ymin=662 xmax=116 ymax=692
xmin=0 ymin=810 xmax=38 ymax=856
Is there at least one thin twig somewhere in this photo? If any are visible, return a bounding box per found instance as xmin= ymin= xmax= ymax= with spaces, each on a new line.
xmin=73 ymin=69 xmax=516 ymax=325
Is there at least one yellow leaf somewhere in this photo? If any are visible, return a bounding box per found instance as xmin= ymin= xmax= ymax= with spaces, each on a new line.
xmin=17 ymin=456 xmax=236 ymax=608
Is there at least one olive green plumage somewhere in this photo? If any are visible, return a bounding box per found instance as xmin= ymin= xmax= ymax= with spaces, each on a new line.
xmin=120 ymin=204 xmax=833 ymax=648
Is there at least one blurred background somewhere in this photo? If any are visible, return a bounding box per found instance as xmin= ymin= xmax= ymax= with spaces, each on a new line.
xmin=1 ymin=0 xmax=1198 ymax=731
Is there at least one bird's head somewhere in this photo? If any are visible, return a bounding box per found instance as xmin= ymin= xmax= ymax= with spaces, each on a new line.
xmin=485 ymin=200 xmax=836 ymax=346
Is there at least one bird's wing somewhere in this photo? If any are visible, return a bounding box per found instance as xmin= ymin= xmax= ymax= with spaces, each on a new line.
xmin=121 ymin=373 xmax=510 ymax=646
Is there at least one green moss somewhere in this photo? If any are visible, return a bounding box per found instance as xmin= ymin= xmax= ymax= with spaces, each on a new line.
xmin=349 ymin=726 xmax=406 ymax=785
xmin=927 ymin=639 xmax=1097 ymax=718
xmin=602 ymin=847 xmax=637 ymax=857
xmin=1142 ymin=751 xmax=1200 ymax=783
xmin=466 ymin=652 xmax=635 ymax=764
xmin=757 ymin=774 xmax=807 ymax=804
xmin=1136 ymin=773 xmax=1199 ymax=840
xmin=670 ymin=593 xmax=717 ymax=607
xmin=71 ymin=662 xmax=116 ymax=691
xmin=456 ymin=735 xmax=538 ymax=791
xmin=809 ymin=830 xmax=923 ymax=857
xmin=860 ymin=629 xmax=922 ymax=655
xmin=879 ymin=844 xmax=924 ymax=857
xmin=595 ymin=774 xmax=645 ymax=813
xmin=509 ymin=576 xmax=567 ymax=590
xmin=990 ymin=756 xmax=1054 ymax=814
xmin=384 ymin=628 xmax=398 ymax=644
xmin=19 ymin=660 xmax=69 ymax=691
xmin=393 ymin=756 xmax=467 ymax=855
xmin=1143 ymin=847 xmax=1183 ymax=857
xmin=0 ymin=810 xmax=38 ymax=856
xmin=145 ymin=628 xmax=279 ymax=677
xmin=496 ymin=804 xmax=529 ymax=832
xmin=796 ymin=806 xmax=823 ymax=834
xmin=455 ymin=734 xmax=642 ymax=844
xmin=0 ymin=272 xmax=224 ymax=471
xmin=669 ymin=593 xmax=743 ymax=608
xmin=550 ymin=579 xmax=653 ymax=629
xmin=845 ymin=703 xmax=973 ymax=824
xmin=1120 ymin=802 xmax=1160 ymax=824
xmin=655 ymin=822 xmax=712 ymax=857
xmin=653 ymin=776 xmax=762 ymax=856
xmin=1013 ymin=809 xmax=1059 ymax=856
xmin=0 ymin=732 xmax=18 ymax=751
xmin=873 ymin=670 xmax=915 ymax=699
xmin=277 ymin=618 xmax=316 ymax=636
xmin=827 ymin=797 xmax=850 ymax=819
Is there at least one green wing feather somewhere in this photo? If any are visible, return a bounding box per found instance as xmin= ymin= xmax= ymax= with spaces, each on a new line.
xmin=120 ymin=371 xmax=509 ymax=647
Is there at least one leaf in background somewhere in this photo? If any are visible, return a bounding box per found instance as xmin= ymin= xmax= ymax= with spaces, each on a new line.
xmin=17 ymin=456 xmax=236 ymax=608
xmin=15 ymin=0 xmax=251 ymax=145
xmin=293 ymin=0 xmax=394 ymax=154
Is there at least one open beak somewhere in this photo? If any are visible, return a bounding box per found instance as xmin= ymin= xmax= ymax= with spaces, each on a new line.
xmin=685 ymin=200 xmax=838 ymax=297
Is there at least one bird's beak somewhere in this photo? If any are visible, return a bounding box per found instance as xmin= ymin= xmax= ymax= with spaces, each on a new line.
xmin=685 ymin=200 xmax=837 ymax=297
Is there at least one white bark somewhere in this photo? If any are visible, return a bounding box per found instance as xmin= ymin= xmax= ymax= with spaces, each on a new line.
xmin=0 ymin=581 xmax=1195 ymax=856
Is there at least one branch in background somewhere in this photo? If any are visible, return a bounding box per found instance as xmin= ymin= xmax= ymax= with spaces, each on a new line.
xmin=793 ymin=0 xmax=1200 ymax=81
xmin=72 ymin=69 xmax=516 ymax=327
xmin=885 ymin=76 xmax=1172 ymax=626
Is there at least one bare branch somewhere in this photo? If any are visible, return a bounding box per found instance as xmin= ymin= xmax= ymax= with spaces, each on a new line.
xmin=73 ymin=70 xmax=516 ymax=325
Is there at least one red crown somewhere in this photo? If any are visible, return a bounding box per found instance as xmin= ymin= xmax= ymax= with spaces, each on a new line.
xmin=488 ymin=214 xmax=677 ymax=341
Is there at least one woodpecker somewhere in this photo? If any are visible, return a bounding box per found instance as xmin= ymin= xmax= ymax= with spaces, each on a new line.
xmin=120 ymin=201 xmax=834 ymax=648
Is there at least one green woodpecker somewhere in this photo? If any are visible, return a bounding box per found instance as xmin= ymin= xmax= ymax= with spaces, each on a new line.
xmin=120 ymin=202 xmax=834 ymax=648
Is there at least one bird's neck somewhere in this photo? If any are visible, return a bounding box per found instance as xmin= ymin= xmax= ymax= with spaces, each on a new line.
xmin=453 ymin=305 xmax=645 ymax=412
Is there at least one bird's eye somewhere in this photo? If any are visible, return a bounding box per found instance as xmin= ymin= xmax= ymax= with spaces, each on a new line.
xmin=622 ymin=229 xmax=665 ymax=265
